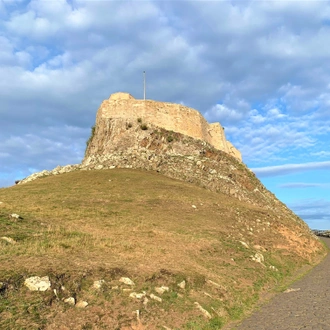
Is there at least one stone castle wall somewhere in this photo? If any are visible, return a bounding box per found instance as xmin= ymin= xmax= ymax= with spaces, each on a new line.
xmin=98 ymin=92 xmax=241 ymax=161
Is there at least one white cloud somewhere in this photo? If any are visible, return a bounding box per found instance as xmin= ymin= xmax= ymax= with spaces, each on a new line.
xmin=252 ymin=161 xmax=330 ymax=177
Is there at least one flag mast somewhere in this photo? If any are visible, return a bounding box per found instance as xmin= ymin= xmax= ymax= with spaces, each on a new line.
xmin=143 ymin=71 xmax=146 ymax=101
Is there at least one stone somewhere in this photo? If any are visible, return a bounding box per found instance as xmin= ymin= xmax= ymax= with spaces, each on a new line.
xmin=76 ymin=300 xmax=88 ymax=308
xmin=251 ymin=252 xmax=265 ymax=264
xmin=192 ymin=205 xmax=197 ymax=209
xmin=24 ymin=276 xmax=51 ymax=291
xmin=194 ymin=302 xmax=212 ymax=319
xmin=155 ymin=286 xmax=169 ymax=295
xmin=93 ymin=280 xmax=105 ymax=289
xmin=64 ymin=297 xmax=75 ymax=305
xmin=177 ymin=280 xmax=186 ymax=289
xmin=240 ymin=241 xmax=249 ymax=249
xmin=1 ymin=237 xmax=16 ymax=244
xmin=284 ymin=288 xmax=300 ymax=293
xmin=150 ymin=293 xmax=162 ymax=302
xmin=119 ymin=277 xmax=135 ymax=286
xmin=129 ymin=292 xmax=146 ymax=299
xmin=10 ymin=214 xmax=21 ymax=220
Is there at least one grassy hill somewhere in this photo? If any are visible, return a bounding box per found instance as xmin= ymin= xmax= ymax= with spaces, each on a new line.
xmin=0 ymin=169 xmax=326 ymax=329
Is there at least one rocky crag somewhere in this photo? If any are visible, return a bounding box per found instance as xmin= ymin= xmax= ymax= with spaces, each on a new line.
xmin=19 ymin=92 xmax=323 ymax=260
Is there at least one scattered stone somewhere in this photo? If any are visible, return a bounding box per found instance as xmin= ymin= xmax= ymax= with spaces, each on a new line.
xmin=93 ymin=280 xmax=105 ymax=290
xmin=163 ymin=326 xmax=172 ymax=330
xmin=194 ymin=302 xmax=212 ymax=319
xmin=119 ymin=277 xmax=135 ymax=286
xmin=24 ymin=276 xmax=51 ymax=291
xmin=143 ymin=297 xmax=149 ymax=305
xmin=150 ymin=293 xmax=162 ymax=302
xmin=284 ymin=288 xmax=300 ymax=293
xmin=76 ymin=300 xmax=88 ymax=308
xmin=192 ymin=205 xmax=197 ymax=209
xmin=0 ymin=201 xmax=3 ymax=204
xmin=122 ymin=288 xmax=133 ymax=292
xmin=207 ymin=279 xmax=226 ymax=290
xmin=95 ymin=164 xmax=104 ymax=170
xmin=109 ymin=166 xmax=116 ymax=169
xmin=155 ymin=286 xmax=169 ymax=295
xmin=240 ymin=241 xmax=249 ymax=248
xmin=64 ymin=297 xmax=75 ymax=305
xmin=1 ymin=237 xmax=16 ymax=244
xmin=10 ymin=213 xmax=22 ymax=220
xmin=177 ymin=280 xmax=186 ymax=289
xmin=269 ymin=265 xmax=278 ymax=272
xmin=251 ymin=252 xmax=265 ymax=265
xmin=129 ymin=292 xmax=146 ymax=299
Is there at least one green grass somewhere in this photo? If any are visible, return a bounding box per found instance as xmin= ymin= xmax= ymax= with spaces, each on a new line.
xmin=0 ymin=169 xmax=326 ymax=329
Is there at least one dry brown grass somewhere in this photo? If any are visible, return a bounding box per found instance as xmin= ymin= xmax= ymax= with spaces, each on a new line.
xmin=0 ymin=169 xmax=326 ymax=329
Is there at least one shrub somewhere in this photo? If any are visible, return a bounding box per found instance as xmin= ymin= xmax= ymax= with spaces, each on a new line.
xmin=167 ymin=136 xmax=174 ymax=143
xmin=85 ymin=125 xmax=95 ymax=155
xmin=137 ymin=118 xmax=142 ymax=123
xmin=140 ymin=124 xmax=148 ymax=130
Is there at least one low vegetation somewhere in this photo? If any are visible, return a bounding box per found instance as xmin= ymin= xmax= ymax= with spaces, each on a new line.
xmin=0 ymin=169 xmax=326 ymax=329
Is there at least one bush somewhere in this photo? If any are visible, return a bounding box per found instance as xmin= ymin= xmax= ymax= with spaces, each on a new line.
xmin=85 ymin=125 xmax=95 ymax=155
xmin=137 ymin=118 xmax=142 ymax=123
xmin=140 ymin=124 xmax=148 ymax=130
xmin=167 ymin=136 xmax=174 ymax=143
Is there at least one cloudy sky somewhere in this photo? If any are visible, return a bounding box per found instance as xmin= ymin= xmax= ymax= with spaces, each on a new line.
xmin=1 ymin=0 xmax=330 ymax=229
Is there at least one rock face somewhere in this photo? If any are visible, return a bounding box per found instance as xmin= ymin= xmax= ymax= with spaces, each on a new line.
xmin=86 ymin=92 xmax=241 ymax=161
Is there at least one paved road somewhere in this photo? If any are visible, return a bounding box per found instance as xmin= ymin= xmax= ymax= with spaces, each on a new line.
xmin=228 ymin=237 xmax=330 ymax=330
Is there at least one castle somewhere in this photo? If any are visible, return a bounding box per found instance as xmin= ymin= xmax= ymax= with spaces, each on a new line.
xmin=96 ymin=92 xmax=241 ymax=161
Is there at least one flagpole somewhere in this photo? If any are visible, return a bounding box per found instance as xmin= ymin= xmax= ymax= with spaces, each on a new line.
xmin=143 ymin=71 xmax=146 ymax=101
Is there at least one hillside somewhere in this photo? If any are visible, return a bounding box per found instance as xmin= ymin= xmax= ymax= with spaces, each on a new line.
xmin=0 ymin=169 xmax=326 ymax=329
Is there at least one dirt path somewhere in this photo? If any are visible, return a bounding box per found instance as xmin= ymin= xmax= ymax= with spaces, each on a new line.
xmin=226 ymin=237 xmax=330 ymax=330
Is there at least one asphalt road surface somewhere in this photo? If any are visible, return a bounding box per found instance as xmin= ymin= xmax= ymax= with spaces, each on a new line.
xmin=227 ymin=237 xmax=330 ymax=330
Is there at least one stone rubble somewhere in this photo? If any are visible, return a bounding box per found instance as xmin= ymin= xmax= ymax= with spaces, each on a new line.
xmin=119 ymin=277 xmax=135 ymax=286
xmin=1 ymin=236 xmax=16 ymax=244
xmin=194 ymin=302 xmax=212 ymax=319
xmin=24 ymin=276 xmax=51 ymax=292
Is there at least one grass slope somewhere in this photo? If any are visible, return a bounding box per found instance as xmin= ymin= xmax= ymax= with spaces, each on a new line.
xmin=0 ymin=169 xmax=326 ymax=329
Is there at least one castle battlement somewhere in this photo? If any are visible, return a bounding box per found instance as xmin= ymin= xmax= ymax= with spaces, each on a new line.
xmin=98 ymin=92 xmax=241 ymax=161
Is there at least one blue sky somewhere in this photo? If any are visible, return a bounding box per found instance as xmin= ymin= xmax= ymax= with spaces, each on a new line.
xmin=0 ymin=0 xmax=329 ymax=229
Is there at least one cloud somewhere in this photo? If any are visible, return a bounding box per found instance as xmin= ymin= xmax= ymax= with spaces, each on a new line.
xmin=252 ymin=161 xmax=330 ymax=177
xmin=279 ymin=183 xmax=330 ymax=189
xmin=288 ymin=199 xmax=330 ymax=229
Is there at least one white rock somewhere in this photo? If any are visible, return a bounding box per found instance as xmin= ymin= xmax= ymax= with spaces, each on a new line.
xmin=150 ymin=293 xmax=162 ymax=302
xmin=64 ymin=297 xmax=75 ymax=305
xmin=177 ymin=280 xmax=186 ymax=289
xmin=119 ymin=277 xmax=135 ymax=286
xmin=95 ymin=165 xmax=104 ymax=170
xmin=76 ymin=300 xmax=88 ymax=308
xmin=251 ymin=252 xmax=264 ymax=264
xmin=1 ymin=237 xmax=16 ymax=244
xmin=110 ymin=166 xmax=116 ymax=169
xmin=192 ymin=205 xmax=197 ymax=209
xmin=24 ymin=276 xmax=51 ymax=291
xmin=129 ymin=292 xmax=146 ymax=299
xmin=240 ymin=241 xmax=249 ymax=249
xmin=10 ymin=214 xmax=20 ymax=219
xmin=269 ymin=265 xmax=278 ymax=272
xmin=155 ymin=286 xmax=169 ymax=295
xmin=194 ymin=302 xmax=212 ymax=319
xmin=93 ymin=280 xmax=105 ymax=289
